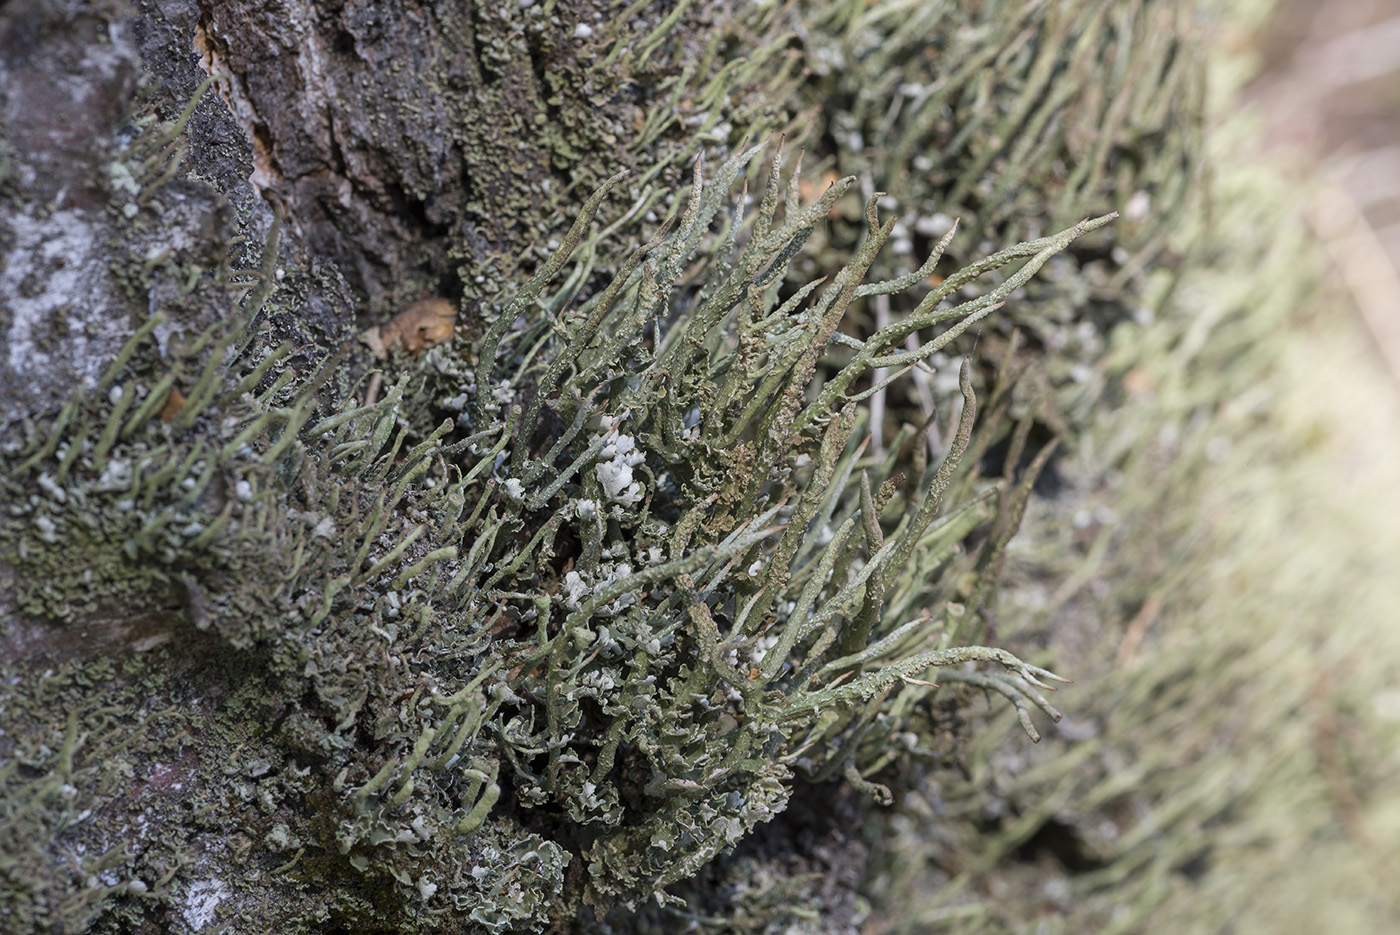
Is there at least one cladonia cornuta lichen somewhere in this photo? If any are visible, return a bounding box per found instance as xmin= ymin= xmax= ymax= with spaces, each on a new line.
xmin=3 ymin=131 xmax=1087 ymax=931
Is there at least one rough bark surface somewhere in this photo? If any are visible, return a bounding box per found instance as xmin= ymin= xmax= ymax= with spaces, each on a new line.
xmin=138 ymin=0 xmax=775 ymax=318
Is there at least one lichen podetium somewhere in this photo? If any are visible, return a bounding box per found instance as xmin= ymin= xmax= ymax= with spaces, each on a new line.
xmin=1 ymin=124 xmax=1094 ymax=930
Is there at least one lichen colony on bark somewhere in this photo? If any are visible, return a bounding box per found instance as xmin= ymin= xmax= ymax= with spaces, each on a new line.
xmin=0 ymin=1 xmax=1200 ymax=933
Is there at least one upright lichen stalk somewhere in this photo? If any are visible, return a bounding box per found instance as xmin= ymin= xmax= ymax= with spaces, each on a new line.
xmin=441 ymin=143 xmax=1091 ymax=906
xmin=3 ymin=138 xmax=1090 ymax=932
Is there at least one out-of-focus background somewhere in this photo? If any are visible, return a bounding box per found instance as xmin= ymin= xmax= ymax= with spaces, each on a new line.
xmin=1249 ymin=0 xmax=1400 ymax=382
xmin=1188 ymin=3 xmax=1400 ymax=927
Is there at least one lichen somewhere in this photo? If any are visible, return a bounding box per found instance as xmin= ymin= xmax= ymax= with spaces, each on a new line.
xmin=0 ymin=1 xmax=1213 ymax=932
xmin=1 ymin=121 xmax=1088 ymax=930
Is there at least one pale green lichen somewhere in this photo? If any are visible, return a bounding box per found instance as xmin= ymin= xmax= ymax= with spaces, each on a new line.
xmin=0 ymin=1 xmax=1216 ymax=931
xmin=783 ymin=0 xmax=1205 ymax=445
xmin=2 ymin=130 xmax=1087 ymax=930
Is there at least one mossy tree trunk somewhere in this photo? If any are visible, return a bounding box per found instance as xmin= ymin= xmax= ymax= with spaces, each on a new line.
xmin=1 ymin=2 xmax=1203 ymax=934
xmin=1 ymin=0 xmax=773 ymax=666
xmin=1 ymin=2 xmax=809 ymax=932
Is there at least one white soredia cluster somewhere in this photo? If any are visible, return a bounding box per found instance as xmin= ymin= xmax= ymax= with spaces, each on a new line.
xmin=595 ymin=432 xmax=646 ymax=506
xmin=560 ymin=562 xmax=639 ymax=614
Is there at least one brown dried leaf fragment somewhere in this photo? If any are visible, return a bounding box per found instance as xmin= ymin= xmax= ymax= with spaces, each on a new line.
xmin=159 ymin=386 xmax=187 ymax=423
xmin=364 ymin=298 xmax=457 ymax=358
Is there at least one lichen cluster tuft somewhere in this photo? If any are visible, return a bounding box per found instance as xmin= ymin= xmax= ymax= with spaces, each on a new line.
xmin=1 ymin=0 xmax=1211 ymax=931
xmin=2 ymin=132 xmax=1089 ymax=929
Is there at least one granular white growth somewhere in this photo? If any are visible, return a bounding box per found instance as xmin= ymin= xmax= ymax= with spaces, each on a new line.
xmin=0 ymin=208 xmax=123 ymax=416
xmin=181 ymin=879 xmax=229 ymax=932
xmin=595 ymin=433 xmax=645 ymax=505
